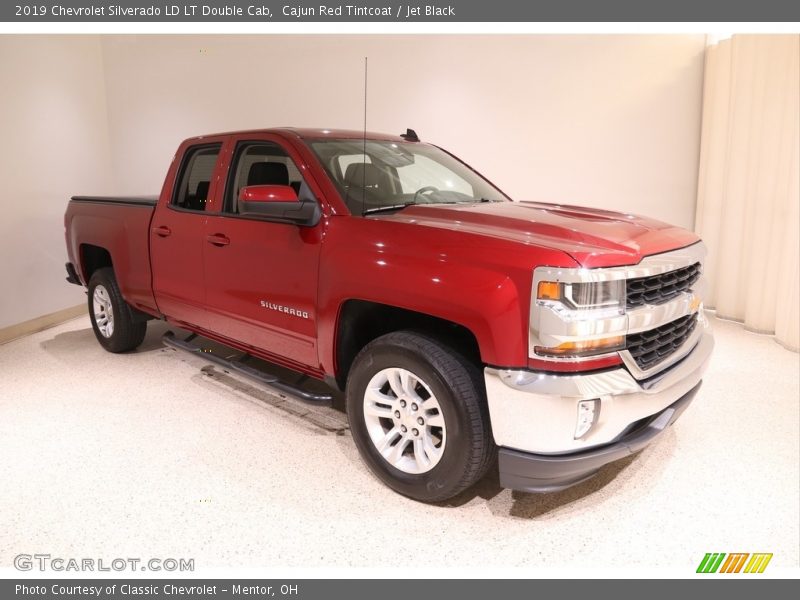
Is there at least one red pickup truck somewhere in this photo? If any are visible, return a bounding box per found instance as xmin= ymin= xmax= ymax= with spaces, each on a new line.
xmin=64 ymin=128 xmax=713 ymax=502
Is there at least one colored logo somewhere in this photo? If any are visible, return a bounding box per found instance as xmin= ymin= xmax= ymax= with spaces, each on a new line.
xmin=696 ymin=553 xmax=773 ymax=574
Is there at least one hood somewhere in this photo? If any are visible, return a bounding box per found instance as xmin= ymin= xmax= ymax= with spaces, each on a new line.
xmin=374 ymin=200 xmax=700 ymax=268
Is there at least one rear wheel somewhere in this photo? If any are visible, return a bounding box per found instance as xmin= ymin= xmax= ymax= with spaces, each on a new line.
xmin=346 ymin=331 xmax=495 ymax=502
xmin=88 ymin=268 xmax=147 ymax=353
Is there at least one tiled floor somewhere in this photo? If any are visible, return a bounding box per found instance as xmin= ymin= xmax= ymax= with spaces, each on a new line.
xmin=0 ymin=313 xmax=797 ymax=572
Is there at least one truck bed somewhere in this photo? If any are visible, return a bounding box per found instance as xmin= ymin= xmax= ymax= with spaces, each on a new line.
xmin=65 ymin=194 xmax=159 ymax=315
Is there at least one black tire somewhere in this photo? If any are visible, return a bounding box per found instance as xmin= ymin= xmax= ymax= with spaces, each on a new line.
xmin=346 ymin=331 xmax=495 ymax=502
xmin=88 ymin=267 xmax=147 ymax=353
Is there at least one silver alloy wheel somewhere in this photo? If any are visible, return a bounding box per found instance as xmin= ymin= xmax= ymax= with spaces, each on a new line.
xmin=363 ymin=367 xmax=446 ymax=474
xmin=92 ymin=284 xmax=114 ymax=338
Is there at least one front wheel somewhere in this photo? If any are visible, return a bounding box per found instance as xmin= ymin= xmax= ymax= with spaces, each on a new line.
xmin=88 ymin=268 xmax=147 ymax=353
xmin=346 ymin=331 xmax=495 ymax=502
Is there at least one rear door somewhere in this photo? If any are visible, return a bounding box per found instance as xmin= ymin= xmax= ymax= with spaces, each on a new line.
xmin=150 ymin=139 xmax=226 ymax=328
xmin=201 ymin=134 xmax=325 ymax=369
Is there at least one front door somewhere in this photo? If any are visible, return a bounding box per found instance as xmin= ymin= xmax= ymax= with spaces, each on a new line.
xmin=202 ymin=135 xmax=325 ymax=369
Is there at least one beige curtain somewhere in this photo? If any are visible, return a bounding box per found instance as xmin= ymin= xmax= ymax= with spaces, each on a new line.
xmin=696 ymin=35 xmax=800 ymax=351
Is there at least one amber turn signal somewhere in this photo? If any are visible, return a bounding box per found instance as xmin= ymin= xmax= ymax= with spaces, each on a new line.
xmin=535 ymin=335 xmax=625 ymax=358
xmin=537 ymin=281 xmax=562 ymax=301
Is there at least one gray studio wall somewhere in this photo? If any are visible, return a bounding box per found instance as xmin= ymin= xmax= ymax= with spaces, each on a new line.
xmin=0 ymin=34 xmax=706 ymax=332
xmin=102 ymin=35 xmax=706 ymax=227
xmin=0 ymin=36 xmax=113 ymax=332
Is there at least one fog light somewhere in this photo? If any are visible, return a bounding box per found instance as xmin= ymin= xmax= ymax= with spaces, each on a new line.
xmin=575 ymin=399 xmax=600 ymax=439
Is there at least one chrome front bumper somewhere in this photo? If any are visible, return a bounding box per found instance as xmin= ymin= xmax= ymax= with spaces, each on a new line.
xmin=484 ymin=328 xmax=714 ymax=456
xmin=497 ymin=383 xmax=700 ymax=493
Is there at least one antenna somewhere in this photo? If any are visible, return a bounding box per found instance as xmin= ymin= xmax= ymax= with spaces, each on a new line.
xmin=400 ymin=128 xmax=420 ymax=142
xmin=362 ymin=56 xmax=368 ymax=213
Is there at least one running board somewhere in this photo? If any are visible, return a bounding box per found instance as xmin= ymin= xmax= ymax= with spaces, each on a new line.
xmin=162 ymin=331 xmax=333 ymax=405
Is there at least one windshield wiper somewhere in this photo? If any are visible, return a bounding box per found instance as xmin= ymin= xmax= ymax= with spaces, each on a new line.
xmin=362 ymin=203 xmax=415 ymax=216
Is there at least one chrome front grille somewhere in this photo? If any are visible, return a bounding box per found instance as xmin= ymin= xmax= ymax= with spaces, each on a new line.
xmin=530 ymin=242 xmax=707 ymax=371
xmin=626 ymin=262 xmax=701 ymax=309
xmin=626 ymin=313 xmax=699 ymax=372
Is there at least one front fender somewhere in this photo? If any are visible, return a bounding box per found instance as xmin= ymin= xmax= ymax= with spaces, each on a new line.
xmin=316 ymin=217 xmax=570 ymax=375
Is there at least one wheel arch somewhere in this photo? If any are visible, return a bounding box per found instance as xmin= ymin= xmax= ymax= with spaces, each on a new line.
xmin=332 ymin=299 xmax=482 ymax=390
xmin=79 ymin=244 xmax=114 ymax=283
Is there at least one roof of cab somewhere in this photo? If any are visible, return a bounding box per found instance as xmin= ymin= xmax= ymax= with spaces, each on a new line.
xmin=186 ymin=128 xmax=411 ymax=143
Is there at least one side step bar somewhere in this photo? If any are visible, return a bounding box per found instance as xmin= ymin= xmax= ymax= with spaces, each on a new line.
xmin=162 ymin=331 xmax=333 ymax=405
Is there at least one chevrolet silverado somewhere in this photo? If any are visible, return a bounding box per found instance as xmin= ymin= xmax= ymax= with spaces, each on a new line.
xmin=64 ymin=128 xmax=713 ymax=502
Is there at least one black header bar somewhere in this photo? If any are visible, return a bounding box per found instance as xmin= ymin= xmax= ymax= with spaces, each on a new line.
xmin=0 ymin=579 xmax=783 ymax=600
xmin=3 ymin=0 xmax=800 ymax=22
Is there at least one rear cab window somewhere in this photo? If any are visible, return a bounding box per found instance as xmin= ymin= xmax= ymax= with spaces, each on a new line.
xmin=172 ymin=144 xmax=222 ymax=211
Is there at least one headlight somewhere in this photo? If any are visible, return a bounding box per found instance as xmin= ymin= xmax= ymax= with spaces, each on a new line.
xmin=537 ymin=280 xmax=625 ymax=311
xmin=533 ymin=279 xmax=626 ymax=359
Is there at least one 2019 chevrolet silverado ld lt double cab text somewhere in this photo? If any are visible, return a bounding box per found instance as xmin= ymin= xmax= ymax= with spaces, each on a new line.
xmin=64 ymin=128 xmax=713 ymax=502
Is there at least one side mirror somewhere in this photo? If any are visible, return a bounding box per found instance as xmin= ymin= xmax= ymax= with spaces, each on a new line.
xmin=238 ymin=185 xmax=321 ymax=227
xmin=240 ymin=184 xmax=299 ymax=204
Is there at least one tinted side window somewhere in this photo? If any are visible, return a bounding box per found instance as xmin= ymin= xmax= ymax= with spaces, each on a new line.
xmin=225 ymin=142 xmax=310 ymax=214
xmin=172 ymin=144 xmax=221 ymax=211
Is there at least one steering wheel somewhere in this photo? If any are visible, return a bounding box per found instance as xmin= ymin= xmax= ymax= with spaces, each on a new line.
xmin=412 ymin=186 xmax=440 ymax=204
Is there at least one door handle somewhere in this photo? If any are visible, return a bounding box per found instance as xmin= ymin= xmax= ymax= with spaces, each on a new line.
xmin=151 ymin=225 xmax=171 ymax=238
xmin=207 ymin=233 xmax=230 ymax=247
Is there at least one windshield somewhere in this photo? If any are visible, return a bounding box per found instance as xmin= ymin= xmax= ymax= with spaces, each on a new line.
xmin=308 ymin=139 xmax=510 ymax=215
